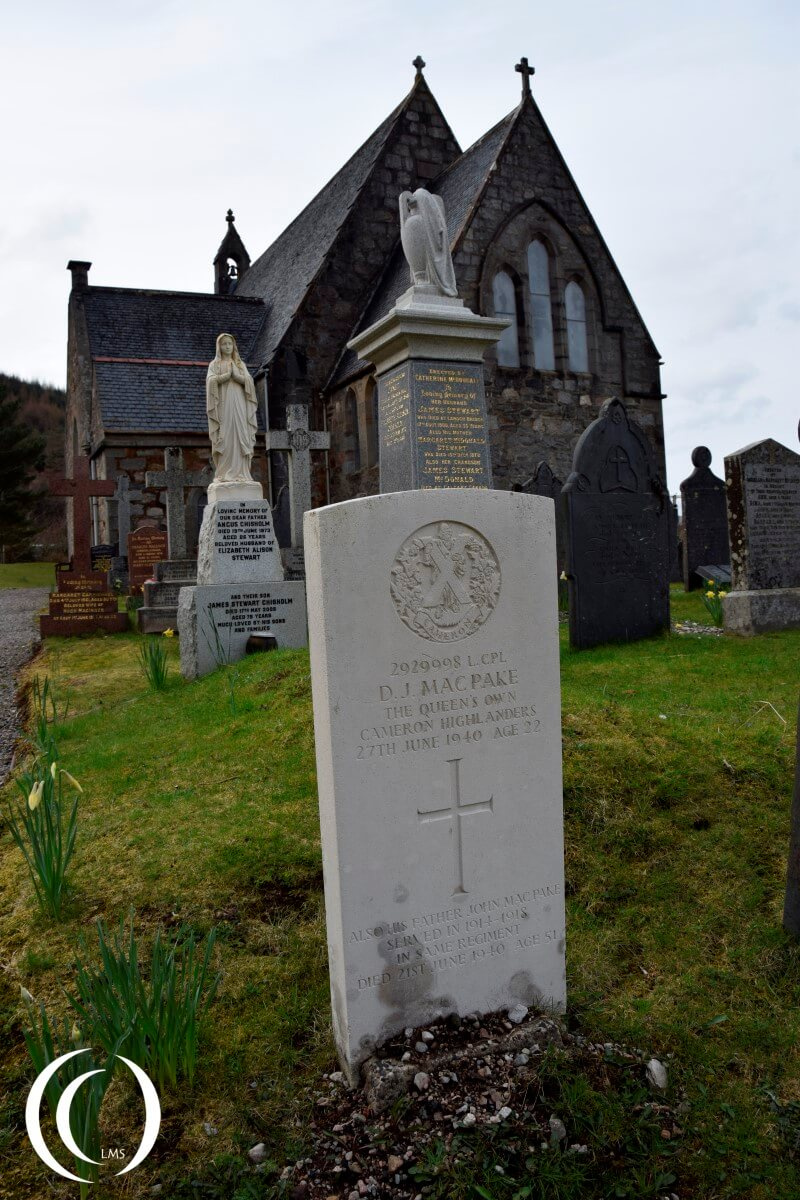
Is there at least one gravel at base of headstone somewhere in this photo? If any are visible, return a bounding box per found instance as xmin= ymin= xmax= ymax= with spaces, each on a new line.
xmin=177 ymin=581 xmax=307 ymax=679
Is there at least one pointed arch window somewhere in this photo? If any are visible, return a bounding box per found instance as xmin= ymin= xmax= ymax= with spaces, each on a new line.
xmin=492 ymin=271 xmax=520 ymax=367
xmin=527 ymin=240 xmax=555 ymax=371
xmin=565 ymin=281 xmax=589 ymax=372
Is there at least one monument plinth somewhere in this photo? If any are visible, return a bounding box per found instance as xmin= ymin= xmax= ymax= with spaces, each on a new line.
xmin=177 ymin=333 xmax=307 ymax=677
xmin=348 ymin=190 xmax=508 ymax=493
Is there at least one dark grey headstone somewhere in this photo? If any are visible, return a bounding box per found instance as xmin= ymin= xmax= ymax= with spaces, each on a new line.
xmin=563 ymin=398 xmax=670 ymax=649
xmin=378 ymin=359 xmax=492 ymax=492
xmin=519 ymin=461 xmax=565 ymax=572
xmin=680 ymin=446 xmax=730 ymax=590
xmin=724 ymin=438 xmax=800 ymax=591
xmin=783 ymin=699 xmax=800 ymax=938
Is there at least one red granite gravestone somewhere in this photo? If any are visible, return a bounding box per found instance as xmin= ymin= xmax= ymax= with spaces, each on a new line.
xmin=40 ymin=455 xmax=128 ymax=636
xmin=128 ymin=526 xmax=169 ymax=593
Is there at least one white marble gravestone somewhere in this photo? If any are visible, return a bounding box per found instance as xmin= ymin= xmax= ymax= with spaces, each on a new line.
xmin=305 ymin=489 xmax=565 ymax=1083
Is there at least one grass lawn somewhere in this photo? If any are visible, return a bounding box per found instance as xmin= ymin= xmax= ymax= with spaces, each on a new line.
xmin=0 ymin=562 xmax=56 ymax=589
xmin=0 ymin=586 xmax=798 ymax=1198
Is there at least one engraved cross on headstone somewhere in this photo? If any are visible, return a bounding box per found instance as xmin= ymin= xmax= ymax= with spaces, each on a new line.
xmin=50 ymin=454 xmax=116 ymax=576
xmin=515 ymin=56 xmax=535 ymax=96
xmin=265 ymin=404 xmax=330 ymax=549
xmin=145 ymin=447 xmax=209 ymax=560
xmin=418 ymin=758 xmax=493 ymax=895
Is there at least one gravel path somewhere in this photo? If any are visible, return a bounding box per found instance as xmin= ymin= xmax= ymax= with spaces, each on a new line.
xmin=0 ymin=588 xmax=48 ymax=785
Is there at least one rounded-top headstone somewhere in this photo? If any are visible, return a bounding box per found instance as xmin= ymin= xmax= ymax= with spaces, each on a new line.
xmin=691 ymin=446 xmax=712 ymax=469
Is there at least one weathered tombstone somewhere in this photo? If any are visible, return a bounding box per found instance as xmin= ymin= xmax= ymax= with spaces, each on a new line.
xmin=128 ymin=525 xmax=169 ymax=594
xmin=519 ymin=462 xmax=565 ymax=572
xmin=783 ymin=699 xmax=800 ymax=938
xmin=265 ymin=403 xmax=330 ymax=566
xmin=348 ymin=189 xmax=507 ymax=492
xmin=178 ymin=333 xmax=307 ymax=677
xmin=40 ymin=455 xmax=127 ymax=636
xmin=563 ymin=398 xmax=670 ymax=649
xmin=680 ymin=446 xmax=730 ymax=590
xmin=305 ymin=489 xmax=566 ymax=1083
xmin=722 ymin=438 xmax=800 ymax=635
xmin=145 ymin=447 xmax=210 ymax=561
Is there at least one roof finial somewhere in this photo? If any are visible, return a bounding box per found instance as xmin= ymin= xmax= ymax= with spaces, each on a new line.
xmin=226 ymin=208 xmax=235 ymax=225
xmin=412 ymin=55 xmax=426 ymax=77
xmin=515 ymin=56 xmax=535 ymax=97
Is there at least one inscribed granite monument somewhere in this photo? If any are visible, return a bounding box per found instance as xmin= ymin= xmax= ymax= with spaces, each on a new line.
xmin=722 ymin=438 xmax=800 ymax=635
xmin=305 ymin=489 xmax=566 ymax=1083
xmin=680 ymin=446 xmax=729 ymax=590
xmin=347 ymin=189 xmax=508 ymax=493
xmin=178 ymin=334 xmax=307 ymax=677
xmin=563 ymin=398 xmax=670 ymax=650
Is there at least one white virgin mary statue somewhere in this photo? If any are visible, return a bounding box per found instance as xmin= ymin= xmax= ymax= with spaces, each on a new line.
xmin=206 ymin=332 xmax=258 ymax=487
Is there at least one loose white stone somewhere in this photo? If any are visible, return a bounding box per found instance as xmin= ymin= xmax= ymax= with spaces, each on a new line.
xmin=305 ymin=490 xmax=566 ymax=1083
xmin=507 ymin=1003 xmax=528 ymax=1025
xmin=420 ymin=1030 xmax=434 ymax=1043
xmin=414 ymin=1041 xmax=429 ymax=1054
xmin=413 ymin=1072 xmax=430 ymax=1091
xmin=461 ymin=1112 xmax=477 ymax=1127
xmin=549 ymin=1116 xmax=567 ymax=1142
xmin=248 ymin=1143 xmax=267 ymax=1164
xmin=646 ymin=1058 xmax=668 ymax=1090
xmin=498 ymin=1106 xmax=512 ymax=1120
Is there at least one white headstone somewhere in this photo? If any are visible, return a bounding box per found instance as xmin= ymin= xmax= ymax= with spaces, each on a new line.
xmin=305 ymin=489 xmax=565 ymax=1083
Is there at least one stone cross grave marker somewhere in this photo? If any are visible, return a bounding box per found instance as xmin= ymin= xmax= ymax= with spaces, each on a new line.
xmin=145 ymin=447 xmax=210 ymax=560
xmin=265 ymin=404 xmax=330 ymax=550
xmin=115 ymin=474 xmax=132 ymax=556
xmin=50 ymin=454 xmax=116 ymax=575
xmin=722 ymin=438 xmax=800 ymax=634
xmin=563 ymin=398 xmax=670 ymax=649
xmin=680 ymin=446 xmax=729 ymax=590
xmin=304 ymin=488 xmax=566 ymax=1084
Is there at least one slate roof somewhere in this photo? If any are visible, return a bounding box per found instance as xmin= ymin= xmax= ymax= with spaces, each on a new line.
xmin=235 ymin=102 xmax=407 ymax=364
xmin=84 ymin=288 xmax=266 ymax=434
xmin=330 ymin=110 xmax=517 ymax=386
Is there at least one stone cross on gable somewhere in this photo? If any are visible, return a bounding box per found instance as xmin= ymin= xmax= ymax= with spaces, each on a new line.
xmin=417 ymin=757 xmax=494 ymax=895
xmin=145 ymin=447 xmax=210 ymax=560
xmin=50 ymin=454 xmax=116 ymax=576
xmin=265 ymin=404 xmax=330 ymax=549
xmin=515 ymin=56 xmax=535 ymax=96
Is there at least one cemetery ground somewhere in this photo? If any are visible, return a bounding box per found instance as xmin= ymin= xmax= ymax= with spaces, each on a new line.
xmin=1 ymin=589 xmax=799 ymax=1200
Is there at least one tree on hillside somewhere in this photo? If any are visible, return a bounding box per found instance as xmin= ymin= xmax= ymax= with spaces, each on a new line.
xmin=0 ymin=381 xmax=47 ymax=561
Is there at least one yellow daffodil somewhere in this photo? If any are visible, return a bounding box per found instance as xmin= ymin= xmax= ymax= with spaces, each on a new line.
xmin=27 ymin=780 xmax=44 ymax=811
xmin=706 ymin=590 xmax=715 ymax=599
xmin=559 ymin=571 xmax=567 ymax=581
xmin=19 ymin=986 xmax=35 ymax=1005
xmin=71 ymin=1023 xmax=81 ymax=1042
xmin=50 ymin=761 xmax=58 ymax=780
xmin=720 ymin=590 xmax=728 ymax=598
xmin=59 ymin=770 xmax=83 ymax=794
xmin=707 ymin=579 xmax=714 ymax=586
xmin=163 ymin=628 xmax=175 ymax=638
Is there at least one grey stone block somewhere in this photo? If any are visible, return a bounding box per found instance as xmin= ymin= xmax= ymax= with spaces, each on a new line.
xmin=722 ymin=588 xmax=800 ymax=636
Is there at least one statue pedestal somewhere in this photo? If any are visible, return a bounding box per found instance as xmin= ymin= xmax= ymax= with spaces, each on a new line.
xmin=348 ymin=289 xmax=508 ymax=493
xmin=207 ymin=479 xmax=263 ymax=506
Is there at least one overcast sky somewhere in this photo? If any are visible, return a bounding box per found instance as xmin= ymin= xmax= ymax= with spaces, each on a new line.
xmin=2 ymin=0 xmax=797 ymax=493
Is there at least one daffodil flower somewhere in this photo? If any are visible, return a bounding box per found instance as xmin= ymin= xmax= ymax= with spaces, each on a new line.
xmin=59 ymin=770 xmax=83 ymax=794
xmin=19 ymin=986 xmax=35 ymax=1005
xmin=71 ymin=1023 xmax=81 ymax=1042
xmin=50 ymin=761 xmax=58 ymax=780
xmin=707 ymin=579 xmax=714 ymax=586
xmin=163 ymin=628 xmax=175 ymax=638
xmin=706 ymin=590 xmax=715 ymax=598
xmin=27 ymin=781 xmax=44 ymax=811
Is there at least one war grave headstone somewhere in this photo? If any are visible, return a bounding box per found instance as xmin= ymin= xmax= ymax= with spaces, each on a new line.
xmin=265 ymin=402 xmax=330 ymax=575
xmin=178 ymin=333 xmax=307 ymax=678
xmin=305 ymin=488 xmax=565 ymax=1084
xmin=348 ymin=188 xmax=507 ymax=493
xmin=783 ymin=698 xmax=800 ymax=939
xmin=563 ymin=398 xmax=670 ymax=650
xmin=128 ymin=525 xmax=169 ymax=594
xmin=680 ymin=446 xmax=730 ymax=590
xmin=40 ymin=454 xmax=127 ymax=636
xmin=140 ymin=448 xmax=209 ymax=633
xmin=722 ymin=438 xmax=800 ymax=635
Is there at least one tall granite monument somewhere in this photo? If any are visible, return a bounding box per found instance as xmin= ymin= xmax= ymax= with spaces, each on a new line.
xmin=563 ymin=398 xmax=670 ymax=649
xmin=680 ymin=446 xmax=729 ymax=590
xmin=178 ymin=334 xmax=306 ymax=677
xmin=722 ymin=438 xmax=800 ymax=635
xmin=305 ymin=489 xmax=566 ymax=1084
xmin=348 ymin=188 xmax=508 ymax=493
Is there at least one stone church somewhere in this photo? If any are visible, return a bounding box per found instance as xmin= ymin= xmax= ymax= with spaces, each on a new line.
xmin=65 ymin=57 xmax=664 ymax=555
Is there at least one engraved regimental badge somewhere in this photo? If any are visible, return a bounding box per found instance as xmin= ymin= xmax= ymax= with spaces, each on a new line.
xmin=391 ymin=521 xmax=501 ymax=642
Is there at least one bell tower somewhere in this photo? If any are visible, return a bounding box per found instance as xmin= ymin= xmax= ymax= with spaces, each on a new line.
xmin=213 ymin=209 xmax=251 ymax=295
